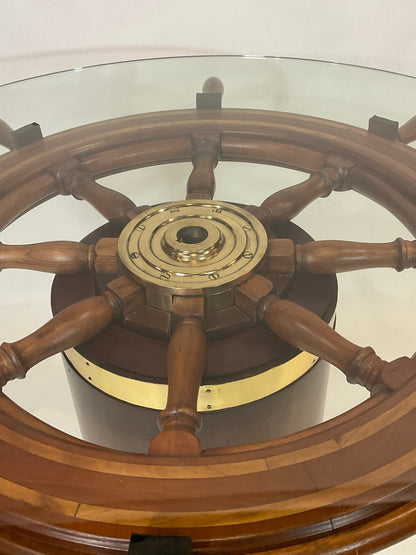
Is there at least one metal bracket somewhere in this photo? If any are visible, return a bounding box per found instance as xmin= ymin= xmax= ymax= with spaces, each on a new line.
xmin=368 ymin=115 xmax=399 ymax=141
xmin=13 ymin=122 xmax=43 ymax=148
xmin=196 ymin=92 xmax=222 ymax=110
xmin=0 ymin=119 xmax=43 ymax=150
xmin=128 ymin=534 xmax=192 ymax=554
xmin=196 ymin=76 xmax=224 ymax=110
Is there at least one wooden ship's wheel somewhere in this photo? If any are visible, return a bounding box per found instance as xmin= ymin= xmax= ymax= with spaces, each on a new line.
xmin=1 ymin=74 xmax=416 ymax=553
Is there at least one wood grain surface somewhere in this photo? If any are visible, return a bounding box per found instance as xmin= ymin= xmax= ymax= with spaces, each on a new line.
xmin=148 ymin=315 xmax=206 ymax=456
xmin=267 ymin=237 xmax=416 ymax=274
xmin=0 ymin=107 xmax=416 ymax=553
xmin=0 ymin=294 xmax=120 ymax=386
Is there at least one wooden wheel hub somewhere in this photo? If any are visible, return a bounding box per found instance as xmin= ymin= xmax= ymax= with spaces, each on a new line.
xmin=118 ymin=200 xmax=267 ymax=293
xmin=53 ymin=217 xmax=335 ymax=415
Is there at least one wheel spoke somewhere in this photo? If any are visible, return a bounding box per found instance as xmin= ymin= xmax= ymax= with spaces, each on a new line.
xmin=68 ymin=171 xmax=140 ymax=222
xmin=246 ymin=156 xmax=354 ymax=224
xmin=0 ymin=119 xmax=14 ymax=150
xmin=398 ymin=114 xmax=416 ymax=144
xmin=52 ymin=162 xmax=143 ymax=223
xmin=0 ymin=240 xmax=94 ymax=274
xmin=259 ymin=172 xmax=333 ymax=221
xmin=0 ymin=119 xmax=43 ymax=150
xmin=148 ymin=316 xmax=206 ymax=456
xmin=186 ymin=135 xmax=219 ymax=200
xmin=246 ymin=172 xmax=332 ymax=223
xmin=259 ymin=295 xmax=416 ymax=393
xmin=0 ymin=293 xmax=121 ymax=387
xmin=267 ymin=237 xmax=416 ymax=274
xmin=0 ymin=238 xmax=119 ymax=275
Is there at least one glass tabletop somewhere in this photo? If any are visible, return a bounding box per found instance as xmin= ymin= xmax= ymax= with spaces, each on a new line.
xmin=1 ymin=56 xmax=416 ymax=135
xmin=0 ymin=56 xmax=416 ymax=554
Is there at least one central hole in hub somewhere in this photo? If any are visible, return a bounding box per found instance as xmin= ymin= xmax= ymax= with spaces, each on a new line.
xmin=176 ymin=225 xmax=208 ymax=244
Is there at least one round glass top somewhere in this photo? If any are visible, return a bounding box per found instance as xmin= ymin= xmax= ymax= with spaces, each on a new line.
xmin=1 ymin=56 xmax=415 ymax=135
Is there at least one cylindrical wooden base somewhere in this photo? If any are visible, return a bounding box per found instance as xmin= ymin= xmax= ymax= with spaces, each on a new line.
xmin=64 ymin=353 xmax=330 ymax=452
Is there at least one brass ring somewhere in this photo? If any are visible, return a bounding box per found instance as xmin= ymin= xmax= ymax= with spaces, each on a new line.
xmin=65 ymin=313 xmax=334 ymax=411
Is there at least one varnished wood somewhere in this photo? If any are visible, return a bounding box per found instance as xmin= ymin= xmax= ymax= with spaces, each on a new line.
xmin=53 ymin=164 xmax=139 ymax=223
xmin=0 ymin=109 xmax=414 ymax=232
xmin=263 ymin=171 xmax=334 ymax=216
xmin=94 ymin=237 xmax=119 ymax=274
xmin=221 ymin=136 xmax=326 ymax=172
xmin=0 ymin=173 xmax=57 ymax=232
xmin=247 ymin=173 xmax=328 ymax=223
xmin=79 ymin=136 xmax=193 ymax=177
xmin=0 ymin=294 xmax=120 ymax=387
xmin=235 ymin=274 xmax=274 ymax=321
xmin=0 ymin=238 xmax=120 ymax=275
xmin=186 ymin=135 xmax=219 ymax=199
xmin=52 ymin=218 xmax=334 ymax=381
xmin=398 ymin=114 xmax=416 ymax=144
xmin=70 ymin=171 xmax=138 ymax=222
xmin=351 ymin=167 xmax=416 ymax=237
xmin=1 ymin=380 xmax=416 ymax=554
xmin=106 ymin=275 xmax=145 ymax=318
xmin=260 ymin=295 xmax=381 ymax=391
xmin=296 ymin=237 xmax=416 ymax=273
xmin=266 ymin=238 xmax=296 ymax=274
xmin=267 ymin=237 xmax=416 ymax=274
xmin=171 ymin=294 xmax=204 ymax=318
xmin=124 ymin=304 xmax=171 ymax=338
xmin=1 ymin=107 xmax=416 ymax=553
xmin=0 ymin=119 xmax=15 ymax=150
xmin=247 ymin=167 xmax=343 ymax=223
xmin=252 ymin=499 xmax=416 ymax=554
xmin=0 ymin=241 xmax=95 ymax=273
xmin=260 ymin=295 xmax=416 ymax=393
xmin=148 ymin=316 xmax=206 ymax=456
xmin=246 ymin=155 xmax=353 ymax=224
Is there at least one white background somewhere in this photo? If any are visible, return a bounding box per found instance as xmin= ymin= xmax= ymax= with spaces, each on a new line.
xmin=1 ymin=0 xmax=416 ymax=85
xmin=1 ymin=2 xmax=416 ymax=553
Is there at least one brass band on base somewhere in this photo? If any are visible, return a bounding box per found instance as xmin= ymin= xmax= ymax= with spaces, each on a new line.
xmin=65 ymin=328 xmax=333 ymax=412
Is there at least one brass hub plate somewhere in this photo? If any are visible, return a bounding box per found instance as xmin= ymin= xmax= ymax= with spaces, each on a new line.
xmin=118 ymin=200 xmax=268 ymax=292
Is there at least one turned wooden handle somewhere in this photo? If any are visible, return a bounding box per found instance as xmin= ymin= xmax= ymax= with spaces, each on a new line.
xmin=247 ymin=171 xmax=337 ymax=223
xmin=0 ymin=241 xmax=94 ymax=273
xmin=202 ymin=77 xmax=224 ymax=95
xmin=0 ymin=294 xmax=120 ymax=387
xmin=164 ymin=318 xmax=206 ymax=415
xmin=0 ymin=238 xmax=120 ymax=275
xmin=148 ymin=317 xmax=206 ymax=456
xmin=398 ymin=114 xmax=416 ymax=144
xmin=297 ymin=238 xmax=416 ymax=273
xmin=261 ymin=172 xmax=333 ymax=220
xmin=64 ymin=171 xmax=138 ymax=222
xmin=247 ymin=156 xmax=355 ymax=224
xmin=260 ymin=296 xmax=386 ymax=391
xmin=186 ymin=136 xmax=219 ymax=200
xmin=267 ymin=237 xmax=416 ymax=274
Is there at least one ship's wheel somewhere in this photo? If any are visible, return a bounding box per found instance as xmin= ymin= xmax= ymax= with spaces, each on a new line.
xmin=1 ymin=73 xmax=416 ymax=554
